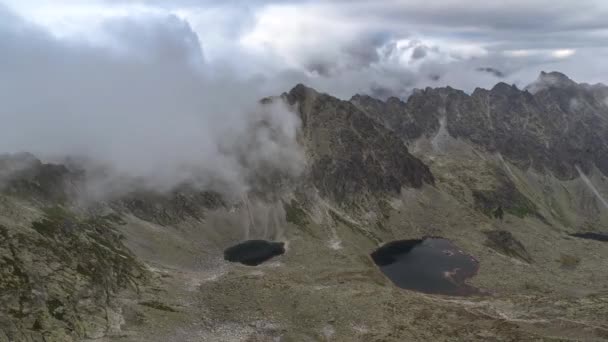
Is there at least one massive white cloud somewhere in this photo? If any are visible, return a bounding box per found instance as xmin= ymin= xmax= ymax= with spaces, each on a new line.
xmin=0 ymin=5 xmax=304 ymax=198
xmin=4 ymin=0 xmax=608 ymax=97
xmin=236 ymin=0 xmax=608 ymax=96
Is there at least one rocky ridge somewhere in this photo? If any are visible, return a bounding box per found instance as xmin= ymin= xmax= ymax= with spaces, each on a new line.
xmin=352 ymin=71 xmax=608 ymax=179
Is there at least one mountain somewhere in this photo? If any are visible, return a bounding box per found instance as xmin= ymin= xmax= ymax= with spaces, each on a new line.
xmin=352 ymin=71 xmax=608 ymax=179
xmin=284 ymin=84 xmax=434 ymax=204
xmin=1 ymin=72 xmax=608 ymax=341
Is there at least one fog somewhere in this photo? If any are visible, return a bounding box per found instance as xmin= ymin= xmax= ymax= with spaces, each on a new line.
xmin=0 ymin=6 xmax=304 ymax=198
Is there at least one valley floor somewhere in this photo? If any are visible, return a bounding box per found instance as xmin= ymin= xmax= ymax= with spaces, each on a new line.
xmin=103 ymin=183 xmax=608 ymax=341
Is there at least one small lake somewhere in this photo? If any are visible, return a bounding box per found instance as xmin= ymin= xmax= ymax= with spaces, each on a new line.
xmin=569 ymin=232 xmax=608 ymax=242
xmin=371 ymin=238 xmax=482 ymax=296
xmin=224 ymin=240 xmax=285 ymax=266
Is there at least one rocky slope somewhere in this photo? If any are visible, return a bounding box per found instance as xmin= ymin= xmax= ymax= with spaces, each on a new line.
xmin=284 ymin=84 xmax=434 ymax=206
xmin=352 ymin=71 xmax=608 ymax=179
xmin=1 ymin=72 xmax=607 ymax=341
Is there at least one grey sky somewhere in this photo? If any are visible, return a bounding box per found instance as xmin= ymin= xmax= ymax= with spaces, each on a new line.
xmin=4 ymin=0 xmax=608 ymax=98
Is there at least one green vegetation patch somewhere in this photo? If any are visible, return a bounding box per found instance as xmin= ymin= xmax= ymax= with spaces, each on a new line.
xmin=378 ymin=199 xmax=393 ymax=220
xmin=558 ymin=254 xmax=580 ymax=269
xmin=284 ymin=199 xmax=309 ymax=226
xmin=473 ymin=188 xmax=537 ymax=218
xmin=329 ymin=210 xmax=382 ymax=244
xmin=139 ymin=300 xmax=177 ymax=312
xmin=46 ymin=298 xmax=66 ymax=321
xmin=0 ymin=206 xmax=147 ymax=339
xmin=472 ymin=169 xmax=539 ymax=219
xmin=31 ymin=206 xmax=76 ymax=236
xmin=29 ymin=206 xmax=145 ymax=289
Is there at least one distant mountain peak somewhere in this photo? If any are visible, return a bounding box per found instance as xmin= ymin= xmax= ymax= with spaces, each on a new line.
xmin=491 ymin=82 xmax=519 ymax=94
xmin=526 ymin=71 xmax=578 ymax=93
xmin=341 ymin=71 xmax=608 ymax=180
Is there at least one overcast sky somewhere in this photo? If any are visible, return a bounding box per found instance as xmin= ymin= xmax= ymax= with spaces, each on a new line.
xmin=1 ymin=0 xmax=607 ymax=195
xmin=4 ymin=0 xmax=608 ymax=99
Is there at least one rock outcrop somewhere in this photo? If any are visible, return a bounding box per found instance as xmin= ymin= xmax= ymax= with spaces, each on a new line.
xmin=352 ymin=72 xmax=608 ymax=179
xmin=284 ymin=84 xmax=434 ymax=205
xmin=0 ymin=206 xmax=146 ymax=341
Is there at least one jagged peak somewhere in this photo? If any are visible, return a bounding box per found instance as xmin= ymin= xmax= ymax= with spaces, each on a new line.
xmin=289 ymin=83 xmax=318 ymax=97
xmin=581 ymin=82 xmax=608 ymax=90
xmin=290 ymin=83 xmax=311 ymax=92
xmin=410 ymin=86 xmax=467 ymax=97
xmin=539 ymin=71 xmax=575 ymax=83
xmin=283 ymin=83 xmax=321 ymax=106
xmin=0 ymin=151 xmax=40 ymax=165
xmin=491 ymin=82 xmax=520 ymax=93
xmin=472 ymin=87 xmax=489 ymax=97
xmin=351 ymin=93 xmax=405 ymax=106
xmin=350 ymin=93 xmax=378 ymax=102
xmin=284 ymin=71 xmax=597 ymax=107
xmin=386 ymin=96 xmax=405 ymax=105
xmin=526 ymin=71 xmax=578 ymax=93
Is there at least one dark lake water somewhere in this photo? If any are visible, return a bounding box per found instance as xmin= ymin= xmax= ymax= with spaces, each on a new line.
xmin=371 ymin=238 xmax=481 ymax=296
xmin=224 ymin=240 xmax=285 ymax=266
xmin=569 ymin=232 xmax=608 ymax=242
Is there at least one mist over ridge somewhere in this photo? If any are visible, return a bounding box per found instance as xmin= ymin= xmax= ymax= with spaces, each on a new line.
xmin=0 ymin=5 xmax=305 ymax=199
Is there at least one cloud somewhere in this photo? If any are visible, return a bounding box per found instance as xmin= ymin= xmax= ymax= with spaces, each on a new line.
xmin=0 ymin=5 xmax=304 ymax=199
xmin=552 ymin=49 xmax=576 ymax=59
xmin=476 ymin=67 xmax=505 ymax=78
xmin=411 ymin=45 xmax=428 ymax=60
xmin=4 ymin=0 xmax=608 ymax=99
xmin=232 ymin=1 xmax=607 ymax=97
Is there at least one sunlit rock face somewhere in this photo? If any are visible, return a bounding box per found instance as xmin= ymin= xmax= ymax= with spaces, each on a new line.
xmin=371 ymin=238 xmax=482 ymax=296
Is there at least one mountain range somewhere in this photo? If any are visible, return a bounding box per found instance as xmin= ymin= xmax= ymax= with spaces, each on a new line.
xmin=1 ymin=72 xmax=607 ymax=341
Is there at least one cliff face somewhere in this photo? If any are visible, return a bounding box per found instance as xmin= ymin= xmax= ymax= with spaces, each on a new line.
xmin=284 ymin=84 xmax=434 ymax=204
xmin=352 ymin=72 xmax=608 ymax=179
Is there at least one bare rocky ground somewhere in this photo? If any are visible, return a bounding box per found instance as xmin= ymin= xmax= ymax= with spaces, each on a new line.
xmin=100 ymin=139 xmax=607 ymax=341
xmin=2 ymin=146 xmax=607 ymax=341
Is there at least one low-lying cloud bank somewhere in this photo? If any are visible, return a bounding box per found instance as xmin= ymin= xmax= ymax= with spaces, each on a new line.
xmin=0 ymin=6 xmax=304 ymax=199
